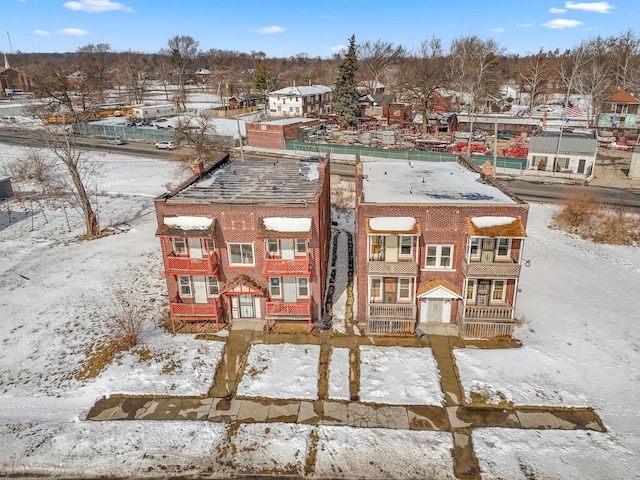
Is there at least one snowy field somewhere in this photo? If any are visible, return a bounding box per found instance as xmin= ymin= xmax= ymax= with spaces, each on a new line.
xmin=1 ymin=143 xmax=640 ymax=478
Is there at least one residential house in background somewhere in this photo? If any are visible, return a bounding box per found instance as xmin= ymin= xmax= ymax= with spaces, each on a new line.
xmin=598 ymin=89 xmax=640 ymax=130
xmin=357 ymin=80 xmax=385 ymax=95
xmin=526 ymin=128 xmax=598 ymax=180
xmin=268 ymin=85 xmax=332 ymax=118
xmin=0 ymin=55 xmax=32 ymax=96
xmin=355 ymin=157 xmax=528 ymax=339
xmin=155 ymin=155 xmax=331 ymax=333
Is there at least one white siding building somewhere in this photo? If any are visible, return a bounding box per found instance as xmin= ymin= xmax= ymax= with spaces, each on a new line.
xmin=526 ymin=129 xmax=598 ymax=180
xmin=268 ymin=85 xmax=332 ymax=117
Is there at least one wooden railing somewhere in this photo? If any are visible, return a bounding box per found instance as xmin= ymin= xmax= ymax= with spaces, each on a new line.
xmin=265 ymin=301 xmax=311 ymax=318
xmin=462 ymin=258 xmax=521 ymax=279
xmin=368 ymin=303 xmax=416 ymax=319
xmin=366 ymin=319 xmax=416 ymax=335
xmin=165 ymin=251 xmax=218 ymax=274
xmin=170 ymin=302 xmax=219 ymax=318
xmin=460 ymin=320 xmax=514 ymax=339
xmin=367 ymin=261 xmax=419 ymax=276
xmin=263 ymin=258 xmax=309 ymax=275
xmin=464 ymin=304 xmax=514 ymax=320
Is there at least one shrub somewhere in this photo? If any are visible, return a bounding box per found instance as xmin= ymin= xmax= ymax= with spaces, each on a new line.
xmin=109 ymin=291 xmax=151 ymax=349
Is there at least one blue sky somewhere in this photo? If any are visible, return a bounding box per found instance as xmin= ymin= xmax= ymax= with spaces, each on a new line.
xmin=3 ymin=0 xmax=638 ymax=58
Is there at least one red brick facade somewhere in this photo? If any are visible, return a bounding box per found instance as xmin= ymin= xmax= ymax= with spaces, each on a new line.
xmin=154 ymin=155 xmax=331 ymax=332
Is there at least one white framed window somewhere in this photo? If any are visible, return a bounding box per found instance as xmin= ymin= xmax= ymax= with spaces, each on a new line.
xmin=295 ymin=239 xmax=307 ymax=255
xmin=466 ymin=279 xmax=477 ymax=302
xmin=425 ymin=245 xmax=453 ymax=269
xmin=207 ymin=277 xmax=219 ymax=297
xmin=398 ymin=278 xmax=411 ymax=300
xmin=266 ymin=239 xmax=279 ymax=257
xmin=172 ymin=237 xmax=187 ymax=255
xmin=228 ymin=243 xmax=254 ymax=265
xmin=178 ymin=275 xmax=192 ymax=297
xmin=492 ymin=280 xmax=506 ymax=303
xmin=399 ymin=236 xmax=413 ymax=257
xmin=369 ymin=278 xmax=382 ymax=300
xmin=496 ymin=238 xmax=511 ymax=259
xmin=297 ymin=278 xmax=309 ymax=297
xmin=557 ymin=157 xmax=570 ymax=169
xmin=469 ymin=238 xmax=480 ymax=260
xmin=369 ymin=236 xmax=384 ymax=260
xmin=269 ymin=277 xmax=281 ymax=297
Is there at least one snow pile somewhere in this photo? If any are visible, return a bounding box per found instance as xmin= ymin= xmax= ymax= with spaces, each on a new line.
xmin=369 ymin=216 xmax=416 ymax=231
xmin=263 ymin=217 xmax=311 ymax=232
xmin=470 ymin=216 xmax=517 ymax=229
xmin=164 ymin=216 xmax=213 ymax=230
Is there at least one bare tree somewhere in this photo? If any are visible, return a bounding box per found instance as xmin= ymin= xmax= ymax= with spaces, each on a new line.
xmin=399 ymin=37 xmax=448 ymax=133
xmin=116 ymin=51 xmax=150 ymax=105
xmin=357 ymin=39 xmax=405 ymax=87
xmin=573 ymin=38 xmax=613 ymax=122
xmin=75 ymin=43 xmax=114 ymax=107
xmin=557 ymin=41 xmax=592 ymax=108
xmin=519 ymin=49 xmax=552 ymax=117
xmin=605 ymin=29 xmax=640 ymax=92
xmin=172 ymin=112 xmax=236 ymax=170
xmin=161 ymin=35 xmax=200 ymax=110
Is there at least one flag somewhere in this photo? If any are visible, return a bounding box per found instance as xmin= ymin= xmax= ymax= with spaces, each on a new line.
xmin=566 ymin=101 xmax=583 ymax=117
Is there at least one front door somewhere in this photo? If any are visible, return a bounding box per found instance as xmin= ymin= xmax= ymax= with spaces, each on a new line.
xmin=192 ymin=276 xmax=207 ymax=303
xmin=187 ymin=238 xmax=202 ymax=259
xmin=283 ymin=277 xmax=297 ymax=302
xmin=428 ymin=299 xmax=444 ymax=322
xmin=578 ymin=158 xmax=586 ymax=174
xmin=385 ymin=236 xmax=398 ymax=263
xmin=384 ymin=278 xmax=396 ymax=303
xmin=281 ymin=239 xmax=295 ymax=260
xmin=477 ymin=280 xmax=490 ymax=306
xmin=239 ymin=294 xmax=254 ymax=318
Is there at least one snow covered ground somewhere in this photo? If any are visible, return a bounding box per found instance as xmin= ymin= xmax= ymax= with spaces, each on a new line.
xmin=0 ymin=143 xmax=639 ymax=478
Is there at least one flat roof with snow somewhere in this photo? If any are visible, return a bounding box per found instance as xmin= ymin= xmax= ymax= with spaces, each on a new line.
xmin=168 ymin=157 xmax=322 ymax=205
xmin=360 ymin=158 xmax=516 ymax=205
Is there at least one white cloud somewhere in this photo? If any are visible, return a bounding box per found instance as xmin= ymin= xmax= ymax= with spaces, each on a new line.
xmin=33 ymin=30 xmax=50 ymax=36
xmin=565 ymin=1 xmax=614 ymax=13
xmin=329 ymin=44 xmax=348 ymax=53
xmin=255 ymin=25 xmax=284 ymax=34
xmin=58 ymin=28 xmax=90 ymax=36
xmin=516 ymin=23 xmax=535 ymax=27
xmin=550 ymin=7 xmax=567 ymax=13
xmin=63 ymin=0 xmax=133 ymax=13
xmin=490 ymin=28 xmax=505 ymax=33
xmin=542 ymin=18 xmax=583 ymax=28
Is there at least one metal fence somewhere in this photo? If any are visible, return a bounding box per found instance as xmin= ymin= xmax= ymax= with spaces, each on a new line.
xmin=285 ymin=140 xmax=528 ymax=169
xmin=72 ymin=123 xmax=236 ymax=148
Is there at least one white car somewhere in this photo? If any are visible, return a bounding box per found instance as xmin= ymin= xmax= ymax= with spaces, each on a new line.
xmin=155 ymin=141 xmax=175 ymax=150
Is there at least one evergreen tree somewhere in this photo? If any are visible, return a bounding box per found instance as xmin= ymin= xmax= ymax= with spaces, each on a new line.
xmin=333 ymin=35 xmax=360 ymax=128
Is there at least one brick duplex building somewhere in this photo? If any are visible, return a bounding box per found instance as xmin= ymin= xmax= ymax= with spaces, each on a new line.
xmin=154 ymin=155 xmax=331 ymax=332
xmin=356 ymin=157 xmax=529 ymax=339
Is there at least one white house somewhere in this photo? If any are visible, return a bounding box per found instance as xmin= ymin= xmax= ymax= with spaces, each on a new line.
xmin=526 ymin=129 xmax=598 ymax=180
xmin=267 ymin=85 xmax=332 ymax=118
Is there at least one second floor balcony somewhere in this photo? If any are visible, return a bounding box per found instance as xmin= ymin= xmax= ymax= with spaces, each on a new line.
xmin=165 ymin=251 xmax=219 ymax=274
xmin=263 ymin=257 xmax=310 ymax=275
xmin=462 ymin=258 xmax=521 ymax=279
xmin=367 ymin=261 xmax=419 ymax=277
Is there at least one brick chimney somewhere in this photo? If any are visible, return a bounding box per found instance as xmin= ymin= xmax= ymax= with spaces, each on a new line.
xmin=192 ymin=158 xmax=204 ymax=175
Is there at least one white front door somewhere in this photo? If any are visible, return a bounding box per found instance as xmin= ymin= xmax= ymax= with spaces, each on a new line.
xmin=428 ymin=299 xmax=443 ymax=322
xmin=239 ymin=294 xmax=254 ymax=318
xmin=281 ymin=239 xmax=294 ymax=260
xmin=192 ymin=276 xmax=207 ymax=303
xmin=188 ymin=238 xmax=202 ymax=259
xmin=283 ymin=277 xmax=297 ymax=302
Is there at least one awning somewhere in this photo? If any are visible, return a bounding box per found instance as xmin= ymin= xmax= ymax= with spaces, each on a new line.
xmin=417 ymin=278 xmax=462 ymax=299
xmin=257 ymin=217 xmax=312 ymax=239
xmin=366 ymin=217 xmax=421 ymax=235
xmin=465 ymin=216 xmax=527 ymax=238
xmin=156 ymin=216 xmax=216 ymax=237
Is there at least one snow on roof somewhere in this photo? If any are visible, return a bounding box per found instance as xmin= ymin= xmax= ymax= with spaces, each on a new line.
xmin=268 ymin=85 xmax=332 ymax=96
xmin=163 ymin=216 xmax=213 ymax=230
xmin=471 ymin=216 xmax=517 ymax=229
xmin=369 ymin=216 xmax=416 ymax=231
xmin=360 ymin=158 xmax=516 ymax=205
xmin=263 ymin=217 xmax=311 ymax=232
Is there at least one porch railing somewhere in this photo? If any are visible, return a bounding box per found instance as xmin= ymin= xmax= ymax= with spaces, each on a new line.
xmin=368 ymin=303 xmax=416 ymax=319
xmin=464 ymin=303 xmax=514 ymax=321
xmin=460 ymin=320 xmax=515 ymax=339
xmin=263 ymin=258 xmax=309 ymax=275
xmin=265 ymin=301 xmax=311 ymax=319
xmin=165 ymin=252 xmax=218 ymax=274
xmin=462 ymin=259 xmax=521 ymax=279
xmin=367 ymin=261 xmax=419 ymax=276
xmin=366 ymin=319 xmax=416 ymax=335
xmin=170 ymin=302 xmax=219 ymax=318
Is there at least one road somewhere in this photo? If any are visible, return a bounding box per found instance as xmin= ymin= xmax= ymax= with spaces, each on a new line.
xmin=3 ymin=128 xmax=640 ymax=210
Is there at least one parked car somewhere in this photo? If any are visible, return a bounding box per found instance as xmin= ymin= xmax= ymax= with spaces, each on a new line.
xmin=155 ymin=141 xmax=175 ymax=150
xmin=497 ymin=130 xmax=518 ymax=140
xmin=106 ymin=137 xmax=126 ymax=145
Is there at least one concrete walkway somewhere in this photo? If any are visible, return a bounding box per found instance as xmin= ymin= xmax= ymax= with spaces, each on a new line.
xmin=86 ymin=226 xmax=606 ymax=480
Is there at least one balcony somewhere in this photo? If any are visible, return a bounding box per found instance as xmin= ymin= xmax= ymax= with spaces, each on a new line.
xmin=367 ymin=261 xmax=419 ymax=277
xmin=368 ymin=303 xmax=416 ymax=320
xmin=165 ymin=252 xmax=218 ymax=274
xmin=170 ymin=301 xmax=220 ymax=320
xmin=462 ymin=259 xmax=521 ymax=279
xmin=366 ymin=319 xmax=416 ymax=336
xmin=265 ymin=301 xmax=311 ymax=320
xmin=464 ymin=303 xmax=514 ymax=321
xmin=263 ymin=258 xmax=309 ymax=275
